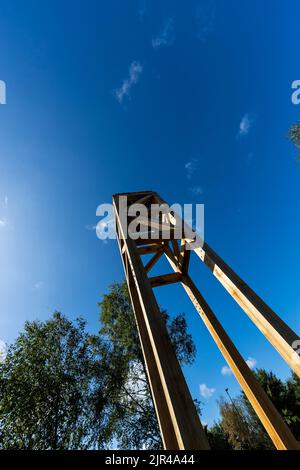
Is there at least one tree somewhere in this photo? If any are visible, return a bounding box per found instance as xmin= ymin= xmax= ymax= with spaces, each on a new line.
xmin=0 ymin=283 xmax=199 ymax=450
xmin=288 ymin=121 xmax=300 ymax=159
xmin=208 ymin=368 xmax=300 ymax=450
xmin=205 ymin=422 xmax=232 ymax=450
xmin=289 ymin=122 xmax=300 ymax=148
xmin=218 ymin=397 xmax=257 ymax=450
xmin=0 ymin=312 xmax=112 ymax=449
xmin=99 ymin=282 xmax=199 ymax=449
xmin=241 ymin=369 xmax=300 ymax=445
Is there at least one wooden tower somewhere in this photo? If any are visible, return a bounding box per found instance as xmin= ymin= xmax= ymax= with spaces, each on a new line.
xmin=113 ymin=190 xmax=300 ymax=450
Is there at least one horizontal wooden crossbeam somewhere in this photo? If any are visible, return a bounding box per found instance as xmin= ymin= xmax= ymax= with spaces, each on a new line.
xmin=137 ymin=244 xmax=163 ymax=255
xmin=149 ymin=272 xmax=182 ymax=288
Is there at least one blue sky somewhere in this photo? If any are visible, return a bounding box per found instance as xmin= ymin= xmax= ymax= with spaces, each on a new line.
xmin=1 ymin=0 xmax=300 ymax=427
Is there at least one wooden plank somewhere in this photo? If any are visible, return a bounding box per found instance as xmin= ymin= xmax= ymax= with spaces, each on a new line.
xmin=134 ymin=193 xmax=154 ymax=206
xmin=115 ymin=225 xmax=179 ymax=449
xmin=191 ymin=242 xmax=300 ymax=378
xmin=137 ymin=244 xmax=162 ymax=255
xmin=113 ymin=195 xmax=210 ymax=450
xmin=149 ymin=272 xmax=182 ymax=288
xmin=125 ymin=260 xmax=180 ymax=449
xmin=113 ymin=190 xmax=153 ymax=199
xmin=163 ymin=248 xmax=300 ymax=450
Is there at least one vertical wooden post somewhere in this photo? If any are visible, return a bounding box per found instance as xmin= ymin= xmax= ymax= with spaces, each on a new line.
xmin=163 ymin=243 xmax=300 ymax=449
xmin=113 ymin=194 xmax=210 ymax=450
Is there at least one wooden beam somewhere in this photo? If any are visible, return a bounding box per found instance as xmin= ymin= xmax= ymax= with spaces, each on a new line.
xmin=137 ymin=244 xmax=162 ymax=255
xmin=113 ymin=190 xmax=153 ymax=200
xmin=113 ymin=195 xmax=210 ymax=450
xmin=145 ymin=249 xmax=164 ymax=273
xmin=134 ymin=193 xmax=154 ymax=206
xmin=115 ymin=191 xmax=300 ymax=451
xmin=163 ymin=248 xmax=300 ymax=450
xmin=190 ymin=242 xmax=300 ymax=378
xmin=126 ymin=260 xmax=180 ymax=449
xmin=149 ymin=272 xmax=182 ymax=288
xmin=115 ymin=230 xmax=180 ymax=449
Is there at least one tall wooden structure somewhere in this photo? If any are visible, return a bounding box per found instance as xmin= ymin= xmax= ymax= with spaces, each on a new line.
xmin=113 ymin=190 xmax=300 ymax=450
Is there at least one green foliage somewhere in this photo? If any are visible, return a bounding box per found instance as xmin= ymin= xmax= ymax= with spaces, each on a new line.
xmin=289 ymin=121 xmax=300 ymax=149
xmin=205 ymin=422 xmax=232 ymax=450
xmin=0 ymin=312 xmax=111 ymax=449
xmin=0 ymin=282 xmax=199 ymax=450
xmin=241 ymin=369 xmax=300 ymax=444
xmin=289 ymin=121 xmax=300 ymax=160
xmin=208 ymin=368 xmax=300 ymax=450
xmin=99 ymin=282 xmax=198 ymax=449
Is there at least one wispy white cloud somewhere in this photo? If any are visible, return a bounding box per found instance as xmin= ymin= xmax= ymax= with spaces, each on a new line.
xmin=4 ymin=195 xmax=8 ymax=207
xmin=185 ymin=158 xmax=198 ymax=179
xmin=0 ymin=340 xmax=7 ymax=363
xmin=138 ymin=0 xmax=147 ymax=20
xmin=85 ymin=217 xmax=114 ymax=244
xmin=34 ymin=281 xmax=44 ymax=290
xmin=0 ymin=217 xmax=7 ymax=228
xmin=221 ymin=356 xmax=257 ymax=376
xmin=96 ymin=217 xmax=115 ymax=241
xmin=238 ymin=113 xmax=253 ymax=137
xmin=221 ymin=365 xmax=232 ymax=376
xmin=152 ymin=17 xmax=175 ymax=49
xmin=195 ymin=2 xmax=215 ymax=42
xmin=86 ymin=216 xmax=114 ymax=233
xmin=246 ymin=357 xmax=257 ymax=369
xmin=114 ymin=61 xmax=143 ymax=104
xmin=200 ymin=383 xmax=216 ymax=398
xmin=85 ymin=223 xmax=97 ymax=231
xmin=189 ymin=186 xmax=204 ymax=195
